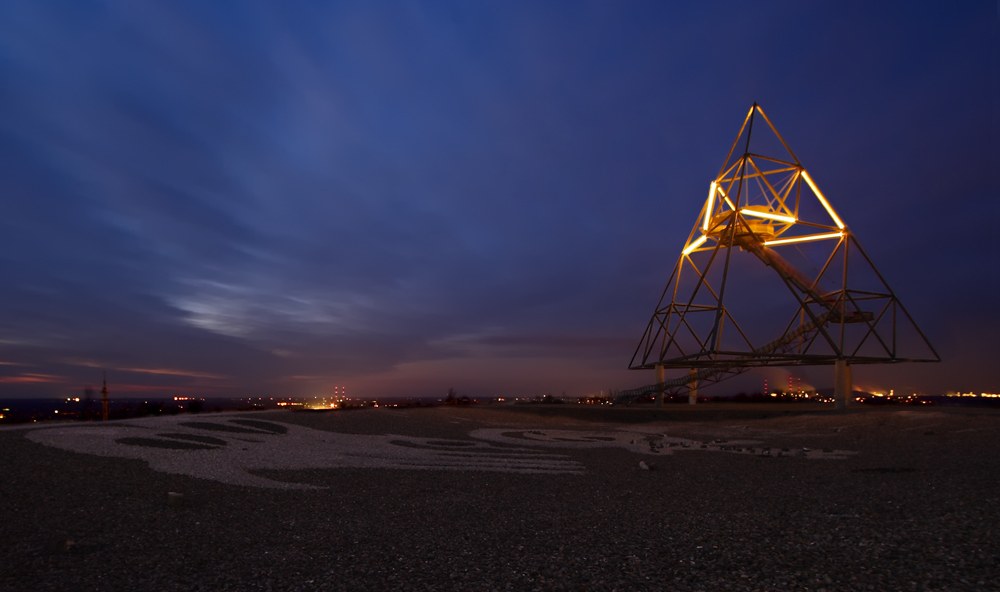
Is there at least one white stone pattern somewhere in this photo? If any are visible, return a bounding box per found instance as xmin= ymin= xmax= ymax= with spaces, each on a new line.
xmin=26 ymin=416 xmax=582 ymax=489
xmin=26 ymin=417 xmax=855 ymax=489
xmin=469 ymin=428 xmax=855 ymax=460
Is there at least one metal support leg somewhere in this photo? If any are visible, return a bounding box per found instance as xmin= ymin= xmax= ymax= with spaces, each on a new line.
xmin=655 ymin=365 xmax=664 ymax=407
xmin=834 ymin=359 xmax=852 ymax=411
xmin=688 ymin=369 xmax=698 ymax=405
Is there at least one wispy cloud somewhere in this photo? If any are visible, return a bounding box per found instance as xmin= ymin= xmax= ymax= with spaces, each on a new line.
xmin=105 ymin=384 xmax=226 ymax=394
xmin=0 ymin=373 xmax=64 ymax=383
xmin=117 ymin=367 xmax=226 ymax=380
xmin=168 ymin=279 xmax=380 ymax=342
xmin=63 ymin=360 xmax=225 ymax=380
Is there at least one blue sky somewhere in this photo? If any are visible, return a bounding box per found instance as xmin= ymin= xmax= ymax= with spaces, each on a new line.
xmin=0 ymin=1 xmax=996 ymax=399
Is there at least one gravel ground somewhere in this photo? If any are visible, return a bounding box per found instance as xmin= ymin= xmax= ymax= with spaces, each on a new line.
xmin=0 ymin=405 xmax=997 ymax=591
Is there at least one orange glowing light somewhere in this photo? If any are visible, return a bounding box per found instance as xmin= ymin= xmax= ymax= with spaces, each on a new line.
xmin=764 ymin=231 xmax=844 ymax=246
xmin=716 ymin=185 xmax=736 ymax=209
xmin=682 ymin=235 xmax=708 ymax=255
xmin=740 ymin=208 xmax=795 ymax=223
xmin=703 ymin=183 xmax=716 ymax=231
xmin=800 ymin=170 xmax=844 ymax=229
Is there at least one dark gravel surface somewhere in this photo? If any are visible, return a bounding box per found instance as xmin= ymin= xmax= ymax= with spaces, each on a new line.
xmin=1 ymin=405 xmax=997 ymax=591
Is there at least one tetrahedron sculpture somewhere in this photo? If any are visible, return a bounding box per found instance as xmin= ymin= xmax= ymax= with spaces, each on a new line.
xmin=624 ymin=104 xmax=938 ymax=403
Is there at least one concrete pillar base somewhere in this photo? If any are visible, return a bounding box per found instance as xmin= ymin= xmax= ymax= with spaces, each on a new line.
xmin=688 ymin=369 xmax=698 ymax=405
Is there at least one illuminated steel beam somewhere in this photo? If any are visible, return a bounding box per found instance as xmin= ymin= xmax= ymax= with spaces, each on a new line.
xmin=719 ymin=166 xmax=799 ymax=183
xmin=682 ymin=235 xmax=708 ymax=255
xmin=753 ymin=105 xmax=801 ymax=165
xmin=741 ymin=208 xmax=796 ymax=223
xmin=764 ymin=231 xmax=843 ymax=246
xmin=746 ymin=156 xmax=792 ymax=213
xmin=703 ymin=183 xmax=716 ymax=231
xmin=800 ymin=170 xmax=845 ymax=229
xmin=715 ymin=185 xmax=736 ymax=209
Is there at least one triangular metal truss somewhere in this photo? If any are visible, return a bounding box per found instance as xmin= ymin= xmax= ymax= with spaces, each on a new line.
xmin=630 ymin=104 xmax=939 ymax=377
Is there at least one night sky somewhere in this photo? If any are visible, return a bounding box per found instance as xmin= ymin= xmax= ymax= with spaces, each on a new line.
xmin=0 ymin=2 xmax=996 ymax=400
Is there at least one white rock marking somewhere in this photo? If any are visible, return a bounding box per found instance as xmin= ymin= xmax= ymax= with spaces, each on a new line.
xmin=26 ymin=416 xmax=582 ymax=489
xmin=468 ymin=428 xmax=856 ymax=459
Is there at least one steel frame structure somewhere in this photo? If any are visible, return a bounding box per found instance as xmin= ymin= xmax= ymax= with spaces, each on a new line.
xmin=628 ymin=104 xmax=938 ymax=390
